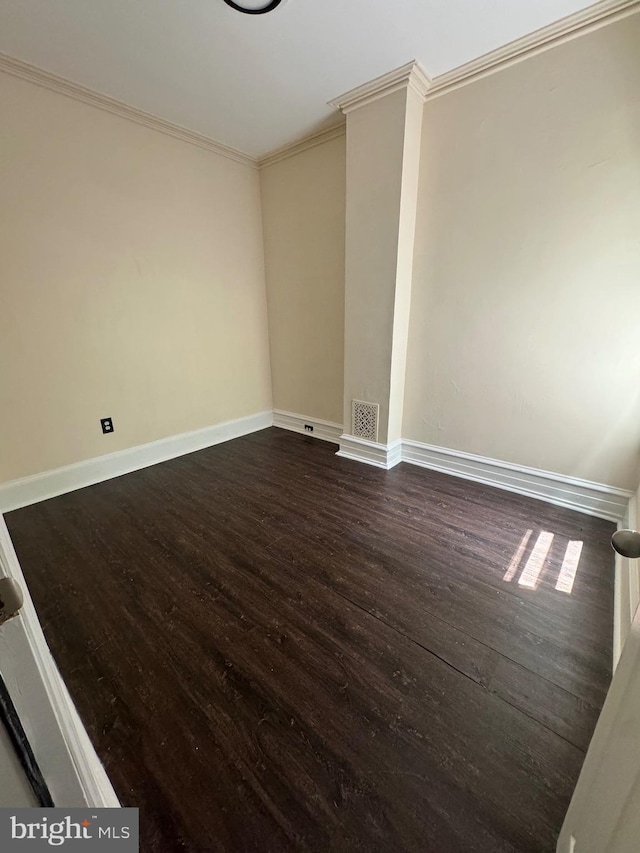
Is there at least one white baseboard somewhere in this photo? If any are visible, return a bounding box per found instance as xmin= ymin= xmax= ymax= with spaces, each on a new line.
xmin=401 ymin=439 xmax=632 ymax=522
xmin=0 ymin=516 xmax=119 ymax=807
xmin=336 ymin=434 xmax=403 ymax=470
xmin=273 ymin=409 xmax=342 ymax=444
xmin=0 ymin=410 xmax=273 ymax=513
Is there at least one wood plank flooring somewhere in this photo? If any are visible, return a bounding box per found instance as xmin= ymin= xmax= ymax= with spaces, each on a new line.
xmin=5 ymin=428 xmax=614 ymax=852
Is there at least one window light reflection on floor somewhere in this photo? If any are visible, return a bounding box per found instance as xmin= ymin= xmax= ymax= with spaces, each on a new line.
xmin=518 ymin=531 xmax=554 ymax=589
xmin=555 ymin=541 xmax=583 ymax=594
xmin=503 ymin=529 xmax=533 ymax=582
xmin=503 ymin=531 xmax=584 ymax=593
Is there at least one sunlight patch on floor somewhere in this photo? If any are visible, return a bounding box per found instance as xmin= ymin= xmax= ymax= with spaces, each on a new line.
xmin=503 ymin=530 xmax=584 ymax=593
xmin=518 ymin=531 xmax=554 ymax=589
xmin=503 ymin=530 xmax=532 ymax=582
xmin=555 ymin=541 xmax=584 ymax=594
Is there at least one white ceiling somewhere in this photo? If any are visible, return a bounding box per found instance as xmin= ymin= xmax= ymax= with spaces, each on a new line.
xmin=0 ymin=0 xmax=601 ymax=158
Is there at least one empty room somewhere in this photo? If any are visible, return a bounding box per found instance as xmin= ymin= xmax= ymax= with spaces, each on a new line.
xmin=1 ymin=0 xmax=640 ymax=851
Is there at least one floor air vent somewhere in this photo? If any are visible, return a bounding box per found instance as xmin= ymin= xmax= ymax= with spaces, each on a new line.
xmin=352 ymin=400 xmax=379 ymax=442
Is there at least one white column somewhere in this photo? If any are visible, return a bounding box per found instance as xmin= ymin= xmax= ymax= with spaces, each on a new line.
xmin=330 ymin=63 xmax=429 ymax=468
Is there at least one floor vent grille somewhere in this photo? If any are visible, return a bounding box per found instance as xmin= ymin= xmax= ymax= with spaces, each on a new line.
xmin=352 ymin=400 xmax=379 ymax=442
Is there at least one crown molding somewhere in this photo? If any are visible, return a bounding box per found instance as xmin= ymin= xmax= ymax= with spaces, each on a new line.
xmin=258 ymin=121 xmax=346 ymax=169
xmin=425 ymin=0 xmax=640 ymax=100
xmin=327 ymin=1 xmax=640 ymax=115
xmin=270 ymin=0 xmax=639 ymax=162
xmin=2 ymin=0 xmax=637 ymax=170
xmin=328 ymin=61 xmax=432 ymax=114
xmin=0 ymin=52 xmax=257 ymax=168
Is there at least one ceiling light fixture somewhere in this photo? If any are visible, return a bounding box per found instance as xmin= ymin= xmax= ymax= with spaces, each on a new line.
xmin=222 ymin=0 xmax=283 ymax=13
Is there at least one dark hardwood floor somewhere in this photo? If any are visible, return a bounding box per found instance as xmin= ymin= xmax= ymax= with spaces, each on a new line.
xmin=5 ymin=428 xmax=614 ymax=852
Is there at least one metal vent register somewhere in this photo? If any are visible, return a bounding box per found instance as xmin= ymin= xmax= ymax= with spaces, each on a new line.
xmin=352 ymin=400 xmax=379 ymax=442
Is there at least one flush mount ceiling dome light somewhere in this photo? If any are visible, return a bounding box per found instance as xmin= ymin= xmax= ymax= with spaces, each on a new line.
xmin=222 ymin=0 xmax=283 ymax=13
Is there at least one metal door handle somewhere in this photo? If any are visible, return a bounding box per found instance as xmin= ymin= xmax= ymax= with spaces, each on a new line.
xmin=0 ymin=578 xmax=24 ymax=627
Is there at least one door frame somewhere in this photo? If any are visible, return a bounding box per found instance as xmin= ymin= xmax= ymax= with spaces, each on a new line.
xmin=0 ymin=514 xmax=118 ymax=807
xmin=558 ymin=485 xmax=640 ymax=850
xmin=614 ymin=491 xmax=640 ymax=667
xmin=557 ymin=604 xmax=640 ymax=851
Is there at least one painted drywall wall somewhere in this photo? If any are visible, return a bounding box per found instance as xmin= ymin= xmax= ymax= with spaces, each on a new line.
xmin=403 ymin=15 xmax=640 ymax=490
xmin=260 ymin=134 xmax=346 ymax=426
xmin=0 ymin=71 xmax=272 ymax=484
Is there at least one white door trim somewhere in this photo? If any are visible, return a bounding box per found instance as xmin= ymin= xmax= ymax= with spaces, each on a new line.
xmin=558 ymin=605 xmax=640 ymax=851
xmin=614 ymin=492 xmax=639 ymax=669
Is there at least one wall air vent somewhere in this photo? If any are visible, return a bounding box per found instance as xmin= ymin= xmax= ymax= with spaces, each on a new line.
xmin=352 ymin=400 xmax=379 ymax=442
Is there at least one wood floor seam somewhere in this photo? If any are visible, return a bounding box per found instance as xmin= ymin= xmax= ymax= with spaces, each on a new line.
xmin=326 ymin=580 xmax=591 ymax=752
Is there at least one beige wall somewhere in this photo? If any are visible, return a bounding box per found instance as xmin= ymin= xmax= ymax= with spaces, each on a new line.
xmin=0 ymin=72 xmax=272 ymax=483
xmin=403 ymin=16 xmax=640 ymax=490
xmin=260 ymin=135 xmax=346 ymax=426
xmin=4 ymin=15 xmax=639 ymax=490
